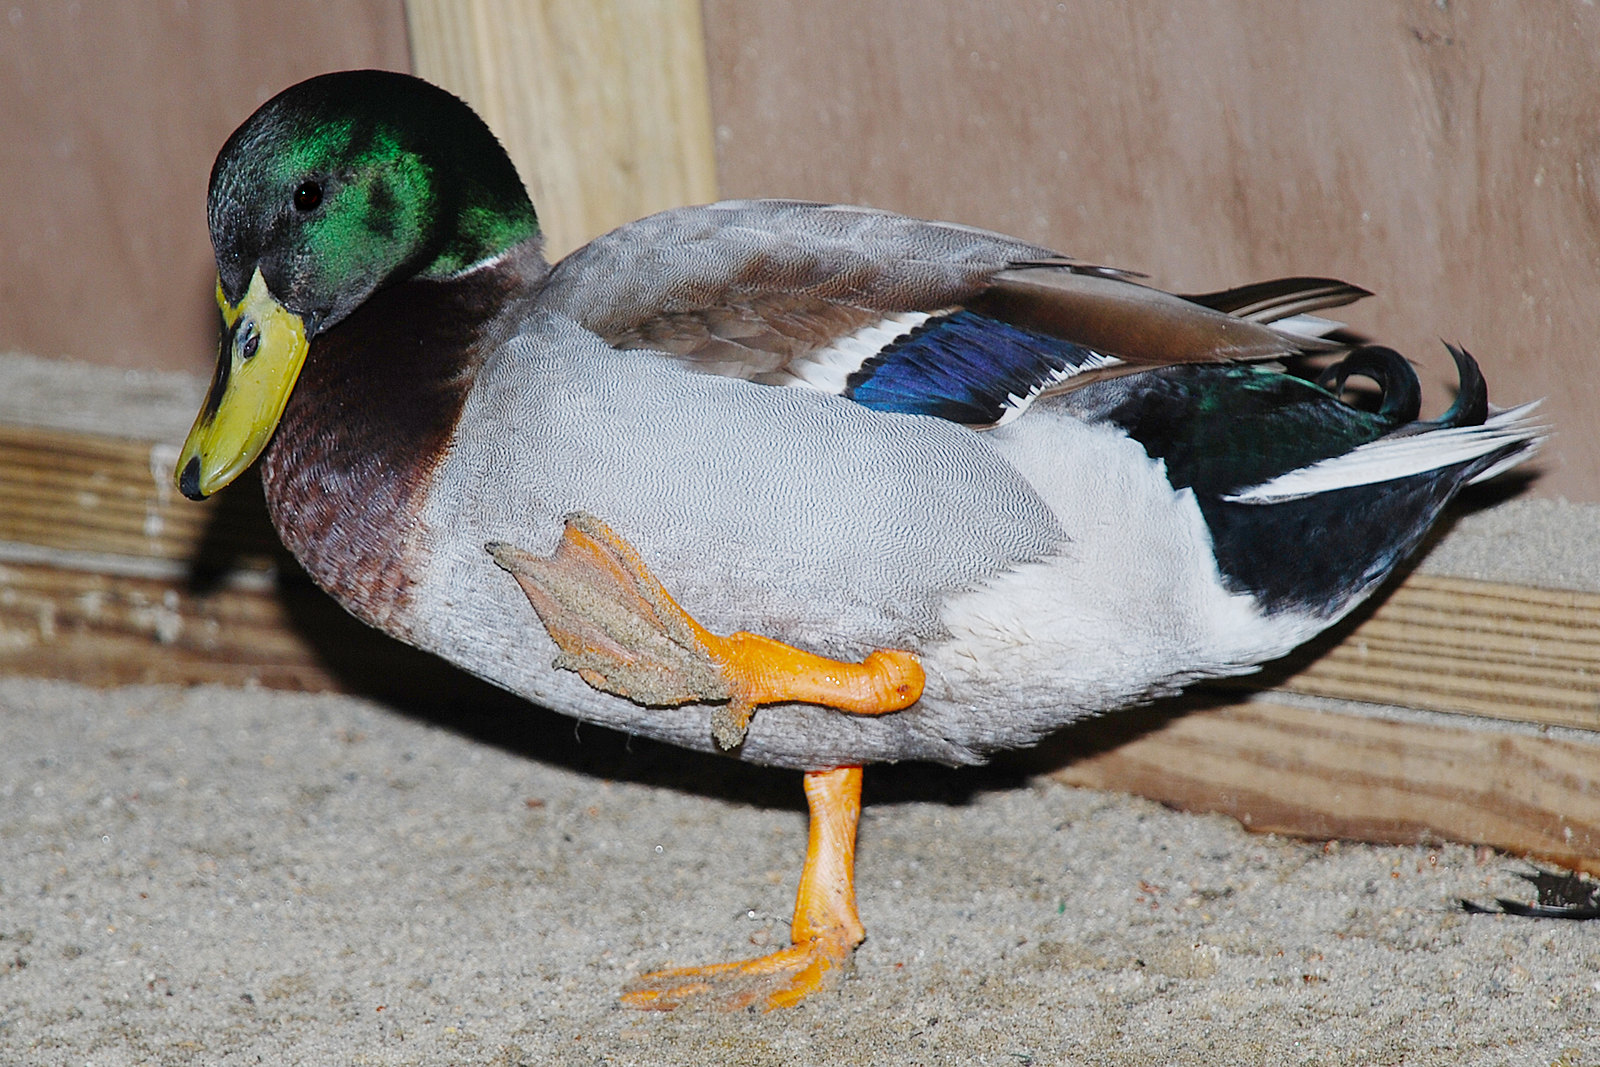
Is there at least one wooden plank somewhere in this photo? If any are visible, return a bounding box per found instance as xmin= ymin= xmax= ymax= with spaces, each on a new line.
xmin=1 ymin=413 xmax=1594 ymax=868
xmin=0 ymin=558 xmax=334 ymax=691
xmin=6 ymin=548 xmax=1597 ymax=870
xmin=1223 ymin=575 xmax=1600 ymax=732
xmin=0 ymin=424 xmax=280 ymax=569
xmin=1052 ymin=699 xmax=1600 ymax=876
xmin=2 ymin=421 xmax=1597 ymax=734
xmin=405 ymin=0 xmax=719 ymax=258
xmin=0 ymin=557 xmax=486 ymax=711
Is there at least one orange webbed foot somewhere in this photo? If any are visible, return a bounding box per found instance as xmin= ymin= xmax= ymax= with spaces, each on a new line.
xmin=620 ymin=934 xmax=856 ymax=1013
xmin=623 ymin=766 xmax=867 ymax=1012
xmin=488 ymin=512 xmax=924 ymax=748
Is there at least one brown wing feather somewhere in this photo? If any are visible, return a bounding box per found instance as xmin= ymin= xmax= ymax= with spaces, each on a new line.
xmin=610 ymin=296 xmax=886 ymax=380
xmin=541 ymin=202 xmax=1055 ymax=374
xmin=969 ymin=268 xmax=1321 ymax=368
xmin=542 ymin=200 xmax=1356 ymax=384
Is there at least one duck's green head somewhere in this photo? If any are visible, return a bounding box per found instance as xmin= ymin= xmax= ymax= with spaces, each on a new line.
xmin=177 ymin=69 xmax=539 ymax=500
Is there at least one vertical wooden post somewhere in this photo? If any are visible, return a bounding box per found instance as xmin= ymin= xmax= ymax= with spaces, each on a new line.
xmin=406 ymin=0 xmax=719 ymax=258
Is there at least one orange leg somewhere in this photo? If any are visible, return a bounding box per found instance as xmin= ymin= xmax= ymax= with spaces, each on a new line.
xmin=488 ymin=515 xmax=912 ymax=1008
xmin=488 ymin=512 xmax=924 ymax=748
xmin=621 ymin=765 xmax=867 ymax=1011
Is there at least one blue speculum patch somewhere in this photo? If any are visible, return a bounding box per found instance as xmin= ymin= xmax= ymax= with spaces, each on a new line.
xmin=843 ymin=310 xmax=1100 ymax=425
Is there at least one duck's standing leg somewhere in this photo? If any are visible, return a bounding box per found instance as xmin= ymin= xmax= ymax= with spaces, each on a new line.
xmin=622 ymin=765 xmax=866 ymax=1011
xmin=487 ymin=512 xmax=920 ymax=1008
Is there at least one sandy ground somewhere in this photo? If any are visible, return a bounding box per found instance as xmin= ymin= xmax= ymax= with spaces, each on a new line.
xmin=3 ymin=671 xmax=1597 ymax=1067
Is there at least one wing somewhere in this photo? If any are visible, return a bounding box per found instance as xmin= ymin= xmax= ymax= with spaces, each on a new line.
xmin=539 ymin=199 xmax=1367 ymax=427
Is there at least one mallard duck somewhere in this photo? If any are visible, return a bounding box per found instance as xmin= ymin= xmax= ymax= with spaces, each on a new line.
xmin=176 ymin=69 xmax=1541 ymax=1010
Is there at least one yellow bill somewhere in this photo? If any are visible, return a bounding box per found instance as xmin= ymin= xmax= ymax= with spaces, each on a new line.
xmin=176 ymin=268 xmax=310 ymax=499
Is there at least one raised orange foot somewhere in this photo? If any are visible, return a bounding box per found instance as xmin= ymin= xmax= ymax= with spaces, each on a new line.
xmin=488 ymin=512 xmax=923 ymax=748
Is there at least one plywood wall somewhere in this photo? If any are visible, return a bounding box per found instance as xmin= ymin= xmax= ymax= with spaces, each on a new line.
xmin=0 ymin=2 xmax=410 ymax=378
xmin=702 ymin=0 xmax=1600 ymax=503
xmin=407 ymin=0 xmax=717 ymax=259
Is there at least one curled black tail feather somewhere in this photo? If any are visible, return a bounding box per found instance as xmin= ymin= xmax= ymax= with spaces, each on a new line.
xmin=1315 ymin=346 xmax=1421 ymax=426
xmin=1434 ymin=343 xmax=1488 ymax=428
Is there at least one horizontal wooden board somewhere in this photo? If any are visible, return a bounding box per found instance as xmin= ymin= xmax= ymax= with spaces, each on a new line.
xmin=0 ymin=556 xmax=492 ymax=711
xmin=5 ymin=422 xmax=1596 ymax=736
xmin=2 ymin=417 xmax=1596 ymax=870
xmin=1221 ymin=575 xmax=1600 ymax=732
xmin=1053 ymin=699 xmax=1600 ymax=876
xmin=0 ymin=423 xmax=280 ymax=569
xmin=3 ymin=467 xmax=1597 ymax=870
xmin=0 ymin=557 xmax=335 ymax=690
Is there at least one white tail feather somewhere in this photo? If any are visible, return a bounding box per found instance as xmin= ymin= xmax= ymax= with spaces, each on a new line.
xmin=1223 ymin=401 xmax=1546 ymax=505
xmin=1266 ymin=312 xmax=1346 ymax=342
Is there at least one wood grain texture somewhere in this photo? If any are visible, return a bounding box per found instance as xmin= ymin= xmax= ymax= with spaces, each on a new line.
xmin=1053 ymin=699 xmax=1600 ymax=876
xmin=702 ymin=0 xmax=1600 ymax=503
xmin=2 ymin=417 xmax=1594 ymax=868
xmin=0 ymin=1 xmax=411 ymax=376
xmin=0 ymin=559 xmax=326 ymax=691
xmin=3 ymin=423 xmax=1597 ymax=734
xmin=0 ymin=557 xmax=494 ymax=714
xmin=1236 ymin=575 xmax=1600 ymax=733
xmin=406 ymin=0 xmax=718 ymax=258
xmin=0 ymin=425 xmax=279 ymax=569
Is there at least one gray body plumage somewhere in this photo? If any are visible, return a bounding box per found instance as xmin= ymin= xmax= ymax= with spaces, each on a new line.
xmin=265 ymin=200 xmax=1536 ymax=770
xmin=398 ymin=312 xmax=1317 ymax=768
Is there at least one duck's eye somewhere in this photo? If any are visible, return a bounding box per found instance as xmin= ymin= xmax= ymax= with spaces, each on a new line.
xmin=292 ymin=181 xmax=323 ymax=212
